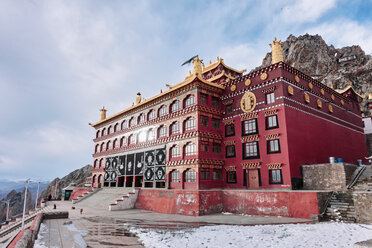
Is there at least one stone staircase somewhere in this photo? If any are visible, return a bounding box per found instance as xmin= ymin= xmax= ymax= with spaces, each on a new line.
xmin=353 ymin=165 xmax=372 ymax=191
xmin=109 ymin=188 xmax=139 ymax=211
xmin=72 ymin=187 xmax=101 ymax=204
xmin=323 ymin=191 xmax=356 ymax=222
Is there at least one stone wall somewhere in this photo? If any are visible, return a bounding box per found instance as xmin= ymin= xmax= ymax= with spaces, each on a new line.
xmin=353 ymin=192 xmax=372 ymax=223
xmin=302 ymin=163 xmax=357 ymax=190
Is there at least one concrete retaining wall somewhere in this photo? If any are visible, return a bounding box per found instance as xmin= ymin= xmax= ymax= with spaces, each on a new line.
xmin=353 ymin=192 xmax=372 ymax=223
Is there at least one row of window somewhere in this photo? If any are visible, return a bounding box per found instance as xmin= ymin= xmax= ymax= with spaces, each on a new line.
xmin=225 ymin=139 xmax=281 ymax=159
xmin=96 ymin=95 xmax=197 ymax=138
xmin=226 ymin=169 xmax=282 ymax=185
xmin=225 ymin=115 xmax=278 ymax=137
xmin=95 ymin=117 xmax=196 ymax=153
xmin=225 ymin=92 xmax=275 ymax=115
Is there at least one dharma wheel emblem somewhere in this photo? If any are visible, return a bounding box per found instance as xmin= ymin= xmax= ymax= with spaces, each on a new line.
xmin=240 ymin=92 xmax=257 ymax=113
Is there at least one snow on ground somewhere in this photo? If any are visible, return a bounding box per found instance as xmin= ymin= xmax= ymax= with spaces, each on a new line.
xmin=33 ymin=223 xmax=48 ymax=248
xmin=130 ymin=222 xmax=372 ymax=248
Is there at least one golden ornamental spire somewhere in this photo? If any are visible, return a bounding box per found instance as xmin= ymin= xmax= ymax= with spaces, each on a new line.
xmin=136 ymin=92 xmax=142 ymax=104
xmin=193 ymin=56 xmax=203 ymax=75
xmin=100 ymin=107 xmax=107 ymax=121
xmin=270 ymin=37 xmax=284 ymax=64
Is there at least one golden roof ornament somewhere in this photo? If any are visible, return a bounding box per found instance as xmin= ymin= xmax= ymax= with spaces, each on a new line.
xmin=270 ymin=37 xmax=284 ymax=64
xmin=136 ymin=92 xmax=142 ymax=104
xmin=193 ymin=56 xmax=203 ymax=75
xmin=100 ymin=107 xmax=107 ymax=121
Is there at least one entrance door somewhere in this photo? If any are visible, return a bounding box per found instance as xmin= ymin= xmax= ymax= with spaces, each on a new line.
xmin=247 ymin=169 xmax=259 ymax=189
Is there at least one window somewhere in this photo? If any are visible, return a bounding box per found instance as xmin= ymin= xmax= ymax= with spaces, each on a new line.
xmin=158 ymin=105 xmax=168 ymax=117
xmin=269 ymin=169 xmax=283 ymax=184
xmin=170 ymin=100 xmax=180 ymax=113
xmin=227 ymin=171 xmax=237 ymax=183
xmin=184 ymin=95 xmax=195 ymax=108
xmin=242 ymin=119 xmax=258 ymax=136
xmin=266 ymin=115 xmax=279 ymax=129
xmin=243 ymin=142 xmax=259 ymax=159
xmin=129 ymin=118 xmax=135 ymax=127
xmin=212 ymin=142 xmax=221 ymax=154
xmin=184 ymin=142 xmax=196 ymax=156
xmin=148 ymin=109 xmax=156 ymax=121
xmin=128 ymin=135 xmax=135 ymax=144
xmin=170 ymin=122 xmax=180 ymax=135
xmin=213 ymin=169 xmax=222 ymax=180
xmin=94 ymin=159 xmax=98 ymax=168
xmin=100 ymin=143 xmax=104 ymax=152
xmin=138 ymin=114 xmax=145 ymax=124
xmin=200 ymin=93 xmax=208 ymax=104
xmin=106 ymin=141 xmax=111 ymax=150
xmin=200 ymin=115 xmax=208 ymax=127
xmin=226 ymin=145 xmax=236 ymax=158
xmin=158 ymin=125 xmax=167 ymax=138
xmin=267 ymin=139 xmax=280 ymax=153
xmin=185 ymin=169 xmax=196 ymax=182
xmin=120 ymin=136 xmax=126 ymax=147
xmin=211 ymin=96 xmax=220 ymax=108
xmin=211 ymin=118 xmax=220 ymax=129
xmin=184 ymin=117 xmax=195 ymax=131
xmin=99 ymin=158 xmax=103 ymax=168
xmin=170 ymin=170 xmax=180 ymax=183
xmin=102 ymin=128 xmax=106 ymax=136
xmin=170 ymin=145 xmax=180 ymax=158
xmin=266 ymin=92 xmax=275 ymax=104
xmin=226 ymin=104 xmax=233 ymax=114
xmin=121 ymin=120 xmax=127 ymax=130
xmin=96 ymin=130 xmax=100 ymax=138
xmin=147 ymin=129 xmax=155 ymax=141
xmin=200 ymin=141 xmax=209 ymax=152
xmin=200 ymin=168 xmax=210 ymax=180
xmin=225 ymin=124 xmax=235 ymax=137
xmin=137 ymin=131 xmax=146 ymax=143
xmin=114 ymin=123 xmax=119 ymax=132
xmin=107 ymin=126 xmax=112 ymax=135
xmin=95 ymin=144 xmax=99 ymax=153
xmin=113 ymin=139 xmax=117 ymax=149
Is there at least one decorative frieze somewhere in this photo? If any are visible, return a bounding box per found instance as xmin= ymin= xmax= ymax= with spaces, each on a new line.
xmin=264 ymin=133 xmax=280 ymax=140
xmin=266 ymin=163 xmax=283 ymax=169
xmin=224 ymin=140 xmax=235 ymax=145
xmin=225 ymin=166 xmax=236 ymax=171
xmin=223 ymin=99 xmax=234 ymax=105
xmin=240 ymin=135 xmax=259 ymax=143
xmin=264 ymin=109 xmax=278 ymax=116
xmin=241 ymin=162 xmax=261 ymax=169
xmin=223 ymin=119 xmax=235 ymax=125
xmin=240 ymin=112 xmax=258 ymax=120
xmin=262 ymin=86 xmax=276 ymax=94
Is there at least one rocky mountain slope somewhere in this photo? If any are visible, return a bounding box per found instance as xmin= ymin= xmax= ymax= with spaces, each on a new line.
xmin=0 ymin=189 xmax=32 ymax=223
xmin=259 ymin=34 xmax=371 ymax=116
xmin=39 ymin=165 xmax=92 ymax=200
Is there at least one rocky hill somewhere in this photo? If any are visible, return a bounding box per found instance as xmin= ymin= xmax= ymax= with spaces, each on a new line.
xmin=39 ymin=165 xmax=92 ymax=201
xmin=259 ymin=34 xmax=371 ymax=116
xmin=0 ymin=189 xmax=32 ymax=223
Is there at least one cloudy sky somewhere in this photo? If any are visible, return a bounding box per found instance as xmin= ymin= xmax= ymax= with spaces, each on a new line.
xmin=0 ymin=0 xmax=371 ymax=181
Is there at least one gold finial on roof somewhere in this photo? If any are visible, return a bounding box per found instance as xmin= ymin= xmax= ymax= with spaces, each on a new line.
xmin=193 ymin=56 xmax=203 ymax=75
xmin=270 ymin=37 xmax=284 ymax=64
xmin=136 ymin=92 xmax=142 ymax=104
xmin=100 ymin=107 xmax=107 ymax=121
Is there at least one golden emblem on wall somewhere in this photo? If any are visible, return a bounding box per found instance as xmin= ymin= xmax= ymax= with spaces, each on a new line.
xmin=320 ymin=88 xmax=325 ymax=95
xmin=317 ymin=99 xmax=322 ymax=108
xmin=304 ymin=93 xmax=310 ymax=103
xmin=260 ymin=72 xmax=268 ymax=80
xmin=245 ymin=79 xmax=251 ymax=86
xmin=240 ymin=92 xmax=257 ymax=113
xmin=328 ymin=104 xmax=333 ymax=113
xmin=230 ymin=85 xmax=236 ymax=92
xmin=295 ymin=75 xmax=300 ymax=83
xmin=341 ymin=99 xmax=345 ymax=106
xmin=288 ymin=85 xmax=294 ymax=95
xmin=331 ymin=94 xmax=335 ymax=101
xmin=308 ymin=82 xmax=313 ymax=89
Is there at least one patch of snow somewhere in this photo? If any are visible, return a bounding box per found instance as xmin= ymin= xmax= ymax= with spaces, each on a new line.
xmin=65 ymin=223 xmax=88 ymax=248
xmin=130 ymin=223 xmax=372 ymax=248
xmin=34 ymin=223 xmax=49 ymax=248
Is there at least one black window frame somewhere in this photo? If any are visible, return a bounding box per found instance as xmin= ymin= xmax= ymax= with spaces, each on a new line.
xmin=211 ymin=118 xmax=221 ymax=129
xmin=200 ymin=115 xmax=209 ymax=127
xmin=226 ymin=171 xmax=237 ymax=184
xmin=242 ymin=141 xmax=260 ymax=159
xmin=267 ymin=139 xmax=281 ymax=154
xmin=199 ymin=93 xmax=208 ymax=105
xmin=226 ymin=104 xmax=233 ymax=114
xmin=212 ymin=142 xmax=221 ymax=154
xmin=265 ymin=115 xmax=279 ymax=130
xmin=225 ymin=124 xmax=235 ymax=137
xmin=200 ymin=168 xmax=210 ymax=180
xmin=225 ymin=145 xmax=236 ymax=158
xmin=211 ymin=96 xmax=220 ymax=108
xmin=269 ymin=169 xmax=283 ymax=184
xmin=242 ymin=118 xmax=258 ymax=136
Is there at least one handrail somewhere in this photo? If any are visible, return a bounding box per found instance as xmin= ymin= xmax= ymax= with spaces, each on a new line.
xmin=319 ymin=191 xmax=335 ymax=217
xmin=347 ymin=166 xmax=367 ymax=189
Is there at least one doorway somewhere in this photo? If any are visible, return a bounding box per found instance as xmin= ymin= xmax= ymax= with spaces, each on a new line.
xmin=247 ymin=169 xmax=260 ymax=189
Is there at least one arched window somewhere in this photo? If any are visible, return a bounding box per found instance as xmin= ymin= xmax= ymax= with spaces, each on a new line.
xmin=98 ymin=174 xmax=103 ymax=184
xmin=158 ymin=125 xmax=167 ymax=138
xmin=99 ymin=158 xmax=103 ymax=168
xmin=107 ymin=126 xmax=112 ymax=135
xmin=121 ymin=120 xmax=127 ymax=130
xmin=129 ymin=117 xmax=135 ymax=127
xmin=170 ymin=170 xmax=180 ymax=182
xmin=94 ymin=159 xmax=98 ymax=168
xmin=120 ymin=136 xmax=126 ymax=147
xmin=170 ymin=145 xmax=180 ymax=158
xmin=185 ymin=169 xmax=196 ymax=182
xmin=158 ymin=105 xmax=168 ymax=117
xmin=92 ymin=175 xmax=97 ymax=184
xmin=102 ymin=128 xmax=106 ymax=136
xmin=114 ymin=123 xmax=119 ymax=132
xmin=170 ymin=121 xmax=180 ymax=135
xmin=184 ymin=95 xmax=195 ymax=108
xmin=113 ymin=139 xmax=117 ymax=149
xmin=96 ymin=130 xmax=101 ymax=138
xmin=184 ymin=142 xmax=196 ymax=156
xmin=170 ymin=100 xmax=180 ymax=113
xmin=148 ymin=109 xmax=156 ymax=121
xmin=128 ymin=134 xmax=136 ymax=144
xmin=184 ymin=117 xmax=195 ymax=132
xmin=100 ymin=142 xmax=105 ymax=152
xmin=137 ymin=113 xmax=145 ymax=124
xmin=137 ymin=131 xmax=146 ymax=143
xmin=147 ymin=129 xmax=155 ymax=141
xmin=106 ymin=140 xmax=111 ymax=150
xmin=95 ymin=144 xmax=99 ymax=153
